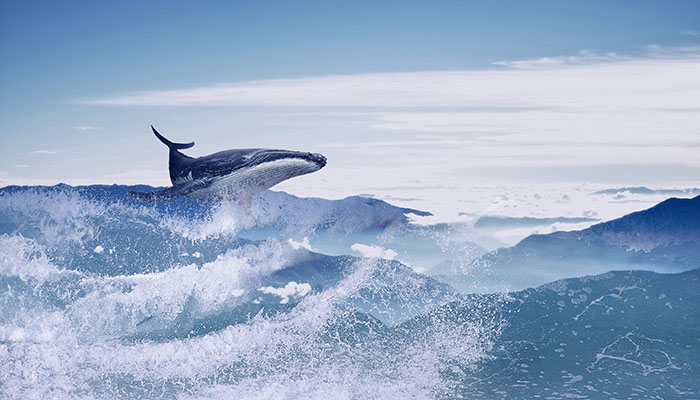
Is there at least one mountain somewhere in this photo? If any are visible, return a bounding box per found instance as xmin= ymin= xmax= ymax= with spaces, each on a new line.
xmin=438 ymin=195 xmax=700 ymax=293
xmin=578 ymin=195 xmax=700 ymax=250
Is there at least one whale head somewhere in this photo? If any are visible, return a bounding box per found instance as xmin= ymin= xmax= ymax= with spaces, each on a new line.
xmin=244 ymin=149 xmax=327 ymax=178
xmin=299 ymin=151 xmax=327 ymax=171
xmin=188 ymin=148 xmax=328 ymax=201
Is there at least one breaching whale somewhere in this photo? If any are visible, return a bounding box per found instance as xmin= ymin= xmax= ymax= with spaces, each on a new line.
xmin=128 ymin=126 xmax=327 ymax=202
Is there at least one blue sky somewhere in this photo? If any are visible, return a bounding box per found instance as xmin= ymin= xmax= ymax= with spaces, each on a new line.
xmin=1 ymin=0 xmax=699 ymax=193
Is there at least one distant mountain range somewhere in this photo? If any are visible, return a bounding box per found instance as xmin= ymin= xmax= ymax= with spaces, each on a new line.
xmin=437 ymin=195 xmax=700 ymax=293
xmin=578 ymin=195 xmax=700 ymax=250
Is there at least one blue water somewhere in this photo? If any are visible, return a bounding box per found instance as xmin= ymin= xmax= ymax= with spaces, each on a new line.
xmin=1 ymin=185 xmax=698 ymax=399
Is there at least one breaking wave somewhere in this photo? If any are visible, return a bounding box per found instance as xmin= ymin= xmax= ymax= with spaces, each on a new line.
xmin=0 ymin=185 xmax=500 ymax=399
xmin=2 ymin=185 xmax=698 ymax=399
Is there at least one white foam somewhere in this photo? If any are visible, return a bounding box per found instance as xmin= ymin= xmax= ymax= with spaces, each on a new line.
xmin=69 ymin=240 xmax=294 ymax=340
xmin=0 ymin=187 xmax=502 ymax=399
xmin=0 ymin=235 xmax=71 ymax=282
xmin=160 ymin=201 xmax=243 ymax=241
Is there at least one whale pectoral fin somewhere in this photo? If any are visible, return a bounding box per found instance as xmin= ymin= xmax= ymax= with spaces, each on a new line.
xmin=128 ymin=179 xmax=211 ymax=202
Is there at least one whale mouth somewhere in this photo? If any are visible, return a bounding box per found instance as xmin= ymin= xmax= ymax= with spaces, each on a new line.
xmin=310 ymin=153 xmax=327 ymax=169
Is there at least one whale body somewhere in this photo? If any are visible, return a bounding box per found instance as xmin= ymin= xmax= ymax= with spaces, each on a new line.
xmin=128 ymin=126 xmax=327 ymax=202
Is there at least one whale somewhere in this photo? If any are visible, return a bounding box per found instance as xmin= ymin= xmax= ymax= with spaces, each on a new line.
xmin=128 ymin=126 xmax=327 ymax=202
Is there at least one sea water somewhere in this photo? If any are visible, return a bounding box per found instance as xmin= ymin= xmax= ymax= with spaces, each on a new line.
xmin=1 ymin=185 xmax=698 ymax=399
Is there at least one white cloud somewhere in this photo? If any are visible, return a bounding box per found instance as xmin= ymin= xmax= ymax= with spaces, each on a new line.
xmin=51 ymin=45 xmax=700 ymax=211
xmin=74 ymin=126 xmax=103 ymax=131
xmin=0 ymin=168 xmax=170 ymax=189
xmin=0 ymin=171 xmax=61 ymax=187
xmin=32 ymin=150 xmax=59 ymax=155
xmin=492 ymin=50 xmax=624 ymax=69
xmin=351 ymin=243 xmax=398 ymax=260
xmin=287 ymin=237 xmax=314 ymax=251
xmin=99 ymin=169 xmax=170 ymax=186
xmin=79 ymin=46 xmax=700 ymax=109
xmin=0 ymin=170 xmax=159 ymax=188
xmin=258 ymin=282 xmax=312 ymax=304
xmin=681 ymin=30 xmax=699 ymax=37
xmin=75 ymin=48 xmax=700 ymax=169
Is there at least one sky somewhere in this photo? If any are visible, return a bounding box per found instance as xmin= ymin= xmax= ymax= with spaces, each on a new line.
xmin=1 ymin=0 xmax=700 ymax=209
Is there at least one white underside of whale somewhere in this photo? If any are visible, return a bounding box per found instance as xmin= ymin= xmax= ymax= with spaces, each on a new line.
xmin=185 ymin=158 xmax=320 ymax=201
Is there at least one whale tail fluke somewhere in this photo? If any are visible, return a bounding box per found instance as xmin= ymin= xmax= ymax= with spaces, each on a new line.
xmin=152 ymin=125 xmax=195 ymax=150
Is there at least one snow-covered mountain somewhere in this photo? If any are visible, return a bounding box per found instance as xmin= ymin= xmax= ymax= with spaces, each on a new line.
xmin=438 ymin=195 xmax=700 ymax=293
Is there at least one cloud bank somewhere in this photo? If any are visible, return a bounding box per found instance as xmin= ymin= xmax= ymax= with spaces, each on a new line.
xmin=79 ymin=48 xmax=700 ymax=164
xmin=69 ymin=46 xmax=700 ymax=204
xmin=81 ymin=47 xmax=700 ymax=110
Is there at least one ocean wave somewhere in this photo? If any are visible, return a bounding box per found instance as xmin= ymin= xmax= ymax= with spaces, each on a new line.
xmin=2 ymin=184 xmax=697 ymax=399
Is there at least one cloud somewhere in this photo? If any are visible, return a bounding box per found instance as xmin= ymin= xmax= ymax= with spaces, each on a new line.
xmin=492 ymin=50 xmax=624 ymax=69
xmin=99 ymin=169 xmax=170 ymax=186
xmin=74 ymin=126 xmax=103 ymax=131
xmin=0 ymin=171 xmax=60 ymax=187
xmin=351 ymin=243 xmax=398 ymax=260
xmin=681 ymin=30 xmax=699 ymax=37
xmin=66 ymin=45 xmax=700 ymax=198
xmin=494 ymin=46 xmax=700 ymax=69
xmin=31 ymin=150 xmax=60 ymax=155
xmin=287 ymin=237 xmax=314 ymax=251
xmin=1 ymin=169 xmax=171 ymax=189
xmin=78 ymin=46 xmax=700 ymax=109
xmin=258 ymin=282 xmax=312 ymax=304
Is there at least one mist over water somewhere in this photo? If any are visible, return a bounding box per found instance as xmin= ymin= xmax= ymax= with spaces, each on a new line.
xmin=1 ymin=185 xmax=698 ymax=399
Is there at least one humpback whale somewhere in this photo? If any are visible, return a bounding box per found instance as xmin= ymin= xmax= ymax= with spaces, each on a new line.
xmin=128 ymin=126 xmax=326 ymax=202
